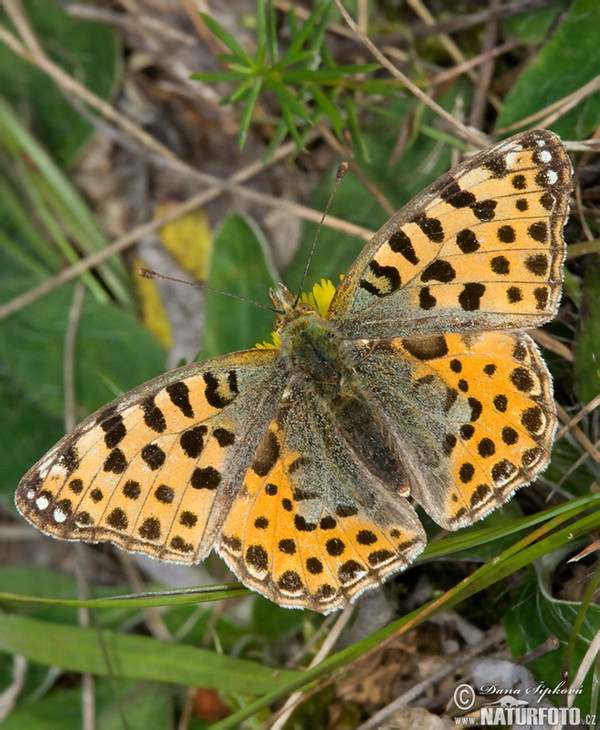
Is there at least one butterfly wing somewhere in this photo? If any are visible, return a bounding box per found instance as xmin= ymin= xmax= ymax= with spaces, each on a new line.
xmin=328 ymin=130 xmax=571 ymax=339
xmin=16 ymin=349 xmax=289 ymax=564
xmin=350 ymin=330 xmax=556 ymax=530
xmin=217 ymin=380 xmax=426 ymax=612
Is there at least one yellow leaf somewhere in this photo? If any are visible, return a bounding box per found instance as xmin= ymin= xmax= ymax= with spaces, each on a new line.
xmin=133 ymin=256 xmax=172 ymax=349
xmin=156 ymin=202 xmax=212 ymax=280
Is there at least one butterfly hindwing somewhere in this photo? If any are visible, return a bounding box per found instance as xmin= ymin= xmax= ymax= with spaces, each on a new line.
xmin=350 ymin=330 xmax=556 ymax=530
xmin=218 ymin=385 xmax=426 ymax=611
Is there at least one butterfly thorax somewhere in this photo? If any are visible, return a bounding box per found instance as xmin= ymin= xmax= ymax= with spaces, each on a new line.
xmin=272 ymin=285 xmax=410 ymax=495
xmin=282 ymin=316 xmax=348 ymax=392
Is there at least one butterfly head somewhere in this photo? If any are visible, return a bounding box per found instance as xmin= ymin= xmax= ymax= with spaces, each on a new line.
xmin=269 ymin=283 xmax=315 ymax=334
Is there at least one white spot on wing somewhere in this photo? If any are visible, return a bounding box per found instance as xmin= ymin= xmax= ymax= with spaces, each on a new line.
xmin=36 ymin=496 xmax=49 ymax=510
xmin=54 ymin=508 xmax=67 ymax=523
xmin=505 ymin=151 xmax=521 ymax=169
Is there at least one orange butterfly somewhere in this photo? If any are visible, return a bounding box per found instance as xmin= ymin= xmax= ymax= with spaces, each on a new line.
xmin=17 ymin=130 xmax=571 ymax=612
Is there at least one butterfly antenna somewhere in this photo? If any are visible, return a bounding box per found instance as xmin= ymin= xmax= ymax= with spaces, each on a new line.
xmin=139 ymin=269 xmax=275 ymax=312
xmin=295 ymin=161 xmax=349 ymax=303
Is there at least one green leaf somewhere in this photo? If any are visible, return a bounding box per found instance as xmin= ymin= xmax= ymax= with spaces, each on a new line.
xmin=6 ymin=647 xmax=235 ymax=728
xmin=282 ymin=67 xmax=376 ymax=82
xmin=8 ymin=692 xmax=81 ymax=730
xmin=0 ymin=566 xmax=252 ymax=644
xmin=277 ymin=87 xmax=308 ymax=149
xmin=239 ymin=79 xmax=263 ymax=147
xmin=191 ymin=71 xmax=250 ymax=82
xmin=251 ymin=595 xmax=306 ymax=639
xmin=504 ymin=560 xmax=600 ymax=714
xmin=268 ymin=79 xmax=312 ymax=123
xmin=1 ymin=281 xmax=166 ymax=421
xmin=264 ymin=0 xmax=278 ymax=65
xmin=227 ymin=76 xmax=258 ymax=104
xmin=200 ymin=213 xmax=279 ymax=358
xmin=0 ymin=372 xmax=63 ymax=498
xmin=271 ymin=50 xmax=319 ymax=73
xmin=228 ymin=63 xmax=254 ymax=75
xmin=0 ymin=614 xmax=299 ymax=694
xmin=97 ymin=682 xmax=174 ymax=730
xmin=503 ymin=1 xmax=565 ymax=44
xmin=0 ymin=98 xmax=131 ymax=305
xmin=263 ymin=119 xmax=289 ymax=159
xmin=283 ymin=1 xmax=331 ymax=60
xmin=200 ymin=13 xmax=253 ymax=64
xmin=193 ymin=1 xmax=382 ymax=154
xmin=544 ymin=434 xmax=599 ymax=499
xmin=497 ymin=0 xmax=600 ymax=139
xmin=310 ymin=83 xmax=345 ymax=134
xmin=344 ymin=97 xmax=369 ymax=160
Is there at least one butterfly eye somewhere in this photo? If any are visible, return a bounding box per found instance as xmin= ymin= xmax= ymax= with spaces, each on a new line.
xmin=297 ymin=302 xmax=316 ymax=316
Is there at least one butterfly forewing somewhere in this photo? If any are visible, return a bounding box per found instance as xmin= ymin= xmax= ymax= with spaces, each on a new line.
xmin=17 ymin=349 xmax=287 ymax=561
xmin=329 ymin=130 xmax=571 ymax=339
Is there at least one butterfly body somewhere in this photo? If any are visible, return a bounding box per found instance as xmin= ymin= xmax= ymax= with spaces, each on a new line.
xmin=275 ymin=288 xmax=411 ymax=496
xmin=17 ymin=130 xmax=572 ymax=612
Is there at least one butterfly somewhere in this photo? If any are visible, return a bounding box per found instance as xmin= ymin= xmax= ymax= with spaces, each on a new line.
xmin=16 ymin=130 xmax=571 ymax=613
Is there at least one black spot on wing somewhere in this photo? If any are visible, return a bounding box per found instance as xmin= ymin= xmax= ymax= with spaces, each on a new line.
xmin=420 ymin=259 xmax=456 ymax=283
xmin=101 ymin=415 xmax=126 ymax=448
xmin=141 ymin=396 xmax=166 ymax=433
xmin=388 ymin=229 xmax=419 ymax=264
xmin=458 ymin=283 xmax=486 ymax=311
xmin=402 ymin=334 xmax=449 ymax=360
xmin=141 ymin=444 xmax=166 ymax=470
xmin=180 ymin=425 xmax=207 ymax=458
xmin=167 ymin=381 xmax=194 ymax=418
xmin=412 ymin=213 xmax=444 ymax=242
xmin=104 ymin=448 xmax=127 ymax=474
xmin=59 ymin=446 xmax=80 ymax=475
xmin=191 ymin=466 xmax=221 ymax=490
xmin=440 ymin=181 xmax=477 ymax=208
xmin=456 ymin=229 xmax=479 ymax=253
xmin=471 ymin=199 xmax=497 ymax=221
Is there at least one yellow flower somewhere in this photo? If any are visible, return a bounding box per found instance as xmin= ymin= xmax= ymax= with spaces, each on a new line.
xmin=300 ymin=278 xmax=337 ymax=317
xmin=255 ymin=333 xmax=280 ymax=349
